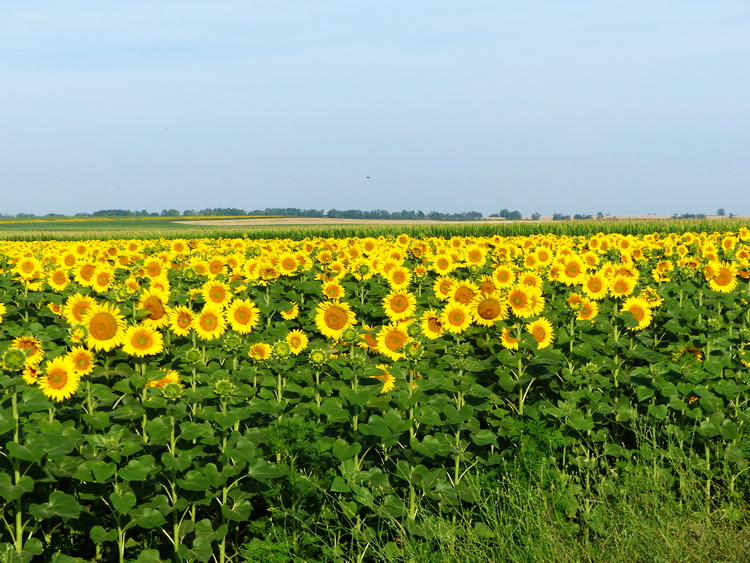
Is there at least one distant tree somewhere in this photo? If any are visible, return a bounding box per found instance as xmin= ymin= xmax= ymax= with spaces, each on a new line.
xmin=596 ymin=211 xmax=604 ymax=220
xmin=573 ymin=213 xmax=592 ymax=220
xmin=717 ymin=208 xmax=726 ymax=216
xmin=530 ymin=212 xmax=541 ymax=221
xmin=552 ymin=213 xmax=571 ymax=221
xmin=161 ymin=209 xmax=180 ymax=216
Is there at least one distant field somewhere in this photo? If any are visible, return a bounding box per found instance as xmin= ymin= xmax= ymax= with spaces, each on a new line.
xmin=0 ymin=214 xmax=746 ymax=241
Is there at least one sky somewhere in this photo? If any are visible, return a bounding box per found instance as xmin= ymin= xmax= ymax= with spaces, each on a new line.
xmin=2 ymin=1 xmax=749 ymax=217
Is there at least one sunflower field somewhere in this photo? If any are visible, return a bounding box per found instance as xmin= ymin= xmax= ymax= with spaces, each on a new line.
xmin=1 ymin=228 xmax=750 ymax=561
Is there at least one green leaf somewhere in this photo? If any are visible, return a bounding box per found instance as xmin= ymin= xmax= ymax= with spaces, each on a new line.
xmin=7 ymin=441 xmax=45 ymax=464
xmin=221 ymin=499 xmax=253 ymax=521
xmin=118 ymin=456 xmax=157 ymax=482
xmin=567 ymin=413 xmax=594 ymax=432
xmin=145 ymin=418 xmax=172 ymax=442
xmin=330 ymin=476 xmax=351 ymax=493
xmin=332 ymin=438 xmax=362 ymax=461
xmin=110 ymin=490 xmax=137 ymax=514
xmin=90 ymin=525 xmax=119 ymax=544
xmin=178 ymin=470 xmax=211 ymax=492
xmin=213 ymin=410 xmax=242 ymax=430
xmin=132 ymin=507 xmax=168 ymax=529
xmin=470 ymin=429 xmax=498 ymax=447
xmin=635 ymin=386 xmax=654 ymax=401
xmin=246 ymin=459 xmax=284 ymax=480
xmin=648 ymin=404 xmax=668 ymax=421
xmin=29 ymin=491 xmax=82 ymax=520
xmin=0 ymin=474 xmax=34 ymax=502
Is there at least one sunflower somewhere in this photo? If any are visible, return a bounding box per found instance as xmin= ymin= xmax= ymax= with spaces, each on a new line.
xmin=371 ymin=364 xmax=396 ymax=394
xmin=122 ymin=324 xmax=164 ymax=357
xmin=432 ymin=276 xmax=456 ymax=301
xmin=507 ymin=284 xmax=544 ymax=318
xmin=134 ymin=288 xmax=171 ymax=328
xmin=286 ymin=329 xmax=309 ymax=355
xmin=440 ymin=302 xmax=473 ymax=334
xmin=63 ymin=293 xmax=96 ymax=325
xmin=248 ymin=342 xmax=273 ymax=361
xmin=38 ymin=356 xmax=80 ymax=402
xmin=82 ymin=302 xmax=126 ymax=351
xmin=0 ymin=302 xmax=6 ymax=323
xmin=358 ymin=325 xmax=378 ymax=352
xmin=386 ymin=266 xmax=412 ymax=289
xmin=581 ymin=272 xmax=609 ymax=300
xmin=315 ymin=301 xmax=356 ymax=340
xmin=91 ymin=266 xmax=116 ymax=293
xmin=420 ymin=310 xmax=444 ymax=340
xmin=493 ymin=265 xmax=516 ymax=288
xmin=321 ymin=280 xmax=345 ymax=300
xmin=707 ymin=261 xmax=738 ymax=293
xmin=526 ymin=318 xmax=555 ymax=349
xmin=620 ymin=297 xmax=653 ymax=331
xmin=146 ymin=370 xmax=182 ymax=388
xmin=74 ymin=263 xmax=97 ymax=287
xmin=382 ymin=289 xmax=417 ymax=322
xmin=201 ymin=280 xmax=233 ymax=308
xmin=67 ymin=346 xmax=95 ymax=376
xmin=169 ymin=305 xmax=194 ymax=337
xmin=500 ymin=327 xmax=519 ymax=350
xmin=609 ymin=275 xmax=637 ymax=298
xmin=576 ymin=299 xmax=599 ymax=321
xmin=11 ymin=335 xmax=45 ymax=367
xmin=452 ymin=281 xmax=479 ymax=306
xmin=226 ymin=298 xmax=261 ymax=334
xmin=194 ymin=305 xmax=227 ymax=341
xmin=559 ymin=255 xmax=587 ymax=286
xmin=376 ymin=323 xmax=410 ymax=361
xmin=22 ymin=365 xmax=40 ymax=386
xmin=280 ymin=302 xmax=300 ymax=320
xmin=46 ymin=268 xmax=71 ymax=291
xmin=470 ymin=293 xmax=508 ymax=326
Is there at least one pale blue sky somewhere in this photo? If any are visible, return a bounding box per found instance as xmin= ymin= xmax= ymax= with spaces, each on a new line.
xmin=2 ymin=1 xmax=749 ymax=217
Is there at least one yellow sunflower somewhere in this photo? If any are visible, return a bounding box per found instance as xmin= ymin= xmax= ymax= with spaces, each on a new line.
xmin=201 ymin=280 xmax=233 ymax=308
xmin=315 ymin=301 xmax=356 ymax=340
xmin=11 ymin=335 xmax=46 ymax=367
xmin=620 ymin=297 xmax=653 ymax=331
xmin=226 ymin=298 xmax=261 ymax=334
xmin=146 ymin=369 xmax=182 ymax=388
xmin=371 ymin=364 xmax=396 ymax=394
xmin=376 ymin=323 xmax=410 ymax=361
xmin=286 ymin=329 xmax=309 ymax=355
xmin=67 ymin=346 xmax=95 ymax=376
xmin=576 ymin=299 xmax=599 ymax=321
xmin=382 ymin=289 xmax=417 ymax=322
xmin=500 ymin=327 xmax=519 ymax=350
xmin=420 ymin=310 xmax=444 ymax=340
xmin=609 ymin=275 xmax=637 ymax=298
xmin=470 ymin=293 xmax=508 ymax=327
xmin=440 ymin=302 xmax=473 ymax=334
xmin=248 ymin=342 xmax=273 ymax=361
xmin=137 ymin=288 xmax=172 ymax=329
xmin=581 ymin=272 xmax=609 ymax=300
xmin=63 ymin=293 xmax=96 ymax=326
xmin=526 ymin=318 xmax=555 ymax=349
xmin=280 ymin=302 xmax=300 ymax=320
xmin=168 ymin=305 xmax=194 ymax=337
xmin=707 ymin=261 xmax=738 ymax=293
xmin=38 ymin=356 xmax=80 ymax=402
xmin=194 ymin=305 xmax=227 ymax=341
xmin=122 ymin=324 xmax=164 ymax=357
xmin=82 ymin=302 xmax=126 ymax=351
